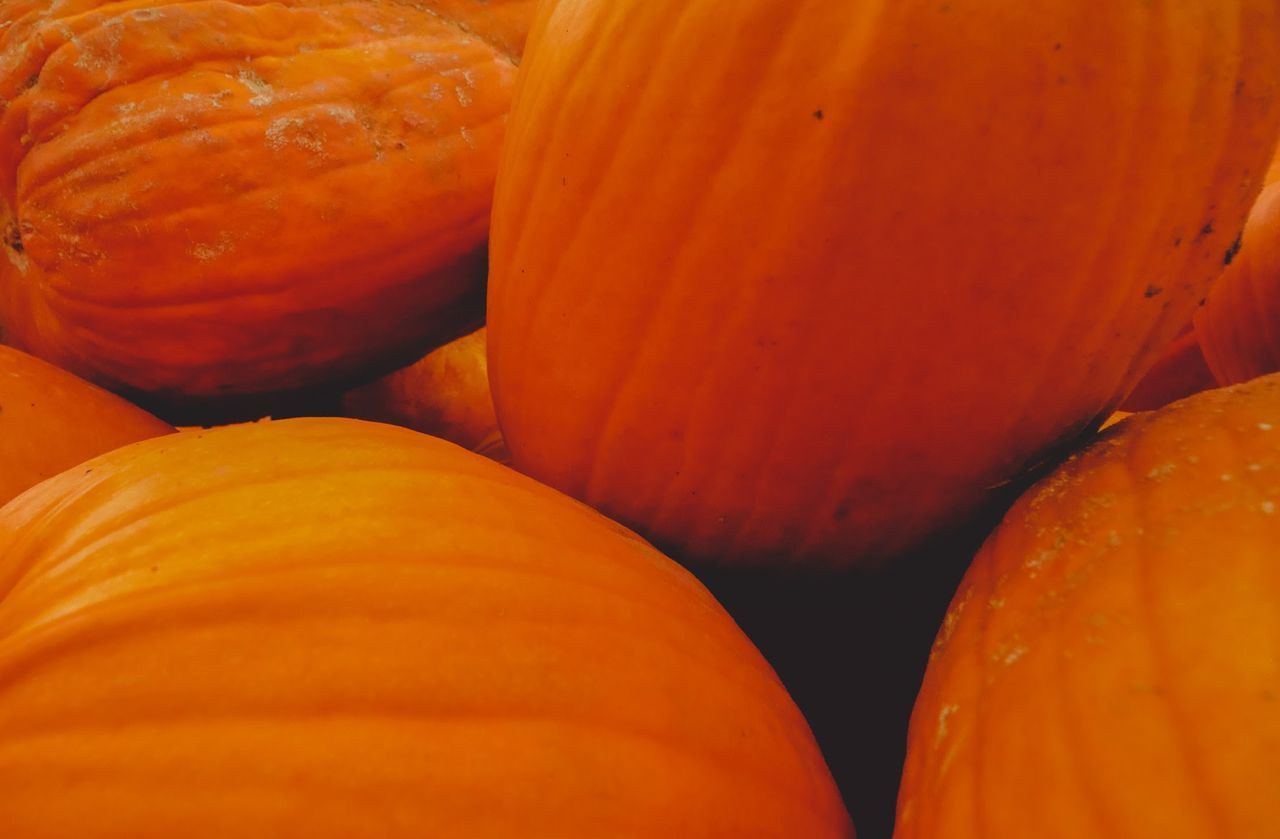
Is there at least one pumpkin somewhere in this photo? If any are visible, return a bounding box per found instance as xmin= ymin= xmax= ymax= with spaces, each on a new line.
xmin=487 ymin=0 xmax=1280 ymax=566
xmin=1195 ymin=150 xmax=1280 ymax=385
xmin=342 ymin=326 xmax=508 ymax=461
xmin=0 ymin=0 xmax=532 ymax=400
xmin=0 ymin=345 xmax=171 ymax=505
xmin=896 ymin=374 xmax=1280 ymax=838
xmin=0 ymin=418 xmax=852 ymax=837
xmin=1118 ymin=325 xmax=1216 ymax=412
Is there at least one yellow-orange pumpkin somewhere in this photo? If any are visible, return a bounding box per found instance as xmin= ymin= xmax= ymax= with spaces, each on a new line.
xmin=0 ymin=418 xmax=851 ymax=837
xmin=0 ymin=0 xmax=532 ymax=399
xmin=342 ymin=326 xmax=507 ymax=461
xmin=897 ymin=375 xmax=1280 ymax=838
xmin=1195 ymin=150 xmax=1280 ymax=385
xmin=0 ymin=345 xmax=171 ymax=504
xmin=488 ymin=0 xmax=1280 ymax=566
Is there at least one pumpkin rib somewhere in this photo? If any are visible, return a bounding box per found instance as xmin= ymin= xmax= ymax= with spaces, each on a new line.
xmin=0 ymin=557 xmax=775 ymax=698
xmin=1122 ymin=430 xmax=1224 ymax=836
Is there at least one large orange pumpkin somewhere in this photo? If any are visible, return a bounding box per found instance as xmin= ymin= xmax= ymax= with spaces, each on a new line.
xmin=0 ymin=418 xmax=851 ymax=837
xmin=488 ymin=0 xmax=1280 ymax=566
xmin=896 ymin=375 xmax=1280 ymax=838
xmin=342 ymin=326 xmax=508 ymax=461
xmin=0 ymin=345 xmax=171 ymax=504
xmin=1195 ymin=150 xmax=1280 ymax=385
xmin=0 ymin=0 xmax=532 ymax=400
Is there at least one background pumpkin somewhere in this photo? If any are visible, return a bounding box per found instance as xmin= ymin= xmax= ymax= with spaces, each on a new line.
xmin=897 ymin=375 xmax=1280 ymax=838
xmin=1118 ymin=324 xmax=1217 ymax=412
xmin=0 ymin=418 xmax=851 ymax=838
xmin=1195 ymin=149 xmax=1280 ymax=385
xmin=342 ymin=326 xmax=508 ymax=461
xmin=0 ymin=0 xmax=532 ymax=403
xmin=0 ymin=345 xmax=171 ymax=505
xmin=488 ymin=0 xmax=1280 ymax=566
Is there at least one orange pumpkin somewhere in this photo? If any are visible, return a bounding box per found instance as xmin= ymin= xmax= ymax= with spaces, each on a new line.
xmin=1119 ymin=325 xmax=1217 ymax=412
xmin=342 ymin=326 xmax=508 ymax=461
xmin=0 ymin=345 xmax=171 ymax=505
xmin=897 ymin=375 xmax=1280 ymax=838
xmin=488 ymin=1 xmax=1280 ymax=566
xmin=0 ymin=418 xmax=852 ymax=837
xmin=1195 ymin=150 xmax=1280 ymax=385
xmin=0 ymin=0 xmax=532 ymax=400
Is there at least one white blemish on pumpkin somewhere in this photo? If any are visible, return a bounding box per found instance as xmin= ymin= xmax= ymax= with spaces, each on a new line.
xmin=265 ymin=116 xmax=325 ymax=153
xmin=322 ymin=105 xmax=358 ymax=124
xmin=993 ymin=642 xmax=1027 ymax=666
xmin=1262 ymin=501 xmax=1275 ymax=515
xmin=1221 ymin=473 xmax=1234 ymax=482
xmin=1249 ymin=463 xmax=1264 ymax=472
xmin=130 ymin=8 xmax=162 ymax=20
xmin=237 ymin=68 xmax=275 ymax=107
xmin=5 ymin=246 xmax=28 ymax=274
xmin=191 ymin=234 xmax=233 ymax=261
xmin=987 ymin=596 xmax=1005 ymax=610
xmin=1261 ymin=423 xmax=1274 ymax=431
xmin=1147 ymin=463 xmax=1176 ymax=480
xmin=934 ymin=704 xmax=959 ymax=747
xmin=454 ymin=84 xmax=473 ymax=107
xmin=459 ymin=125 xmax=476 ymax=148
xmin=1107 ymin=530 xmax=1121 ymax=547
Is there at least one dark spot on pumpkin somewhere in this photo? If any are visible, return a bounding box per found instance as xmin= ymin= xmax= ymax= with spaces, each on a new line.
xmin=4 ymin=222 xmax=22 ymax=253
xmin=1053 ymin=42 xmax=1063 ymax=51
xmin=394 ymin=141 xmax=406 ymax=150
xmin=561 ymin=176 xmax=567 ymax=186
xmin=1236 ymin=79 xmax=1246 ymax=95
xmin=813 ymin=109 xmax=824 ymax=120
xmin=22 ymin=74 xmax=38 ymax=91
xmin=833 ymin=499 xmax=853 ymax=522
xmin=1198 ymin=298 xmax=1207 ymax=307
xmin=1224 ymin=232 xmax=1243 ymax=266
xmin=1173 ymin=236 xmax=1182 ymax=248
xmin=1144 ymin=285 xmax=1163 ymax=299
xmin=1197 ymin=222 xmax=1214 ymax=240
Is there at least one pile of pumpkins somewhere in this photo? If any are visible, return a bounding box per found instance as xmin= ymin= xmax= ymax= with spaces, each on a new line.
xmin=1 ymin=0 xmax=1279 ymax=835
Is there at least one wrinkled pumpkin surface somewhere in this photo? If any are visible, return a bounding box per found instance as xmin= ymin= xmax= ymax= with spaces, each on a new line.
xmin=0 ymin=0 xmax=531 ymax=399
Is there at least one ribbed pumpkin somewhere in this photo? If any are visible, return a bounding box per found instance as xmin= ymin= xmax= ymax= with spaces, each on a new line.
xmin=1195 ymin=150 xmax=1280 ymax=385
xmin=0 ymin=0 xmax=532 ymax=399
xmin=488 ymin=0 xmax=1280 ymax=566
xmin=0 ymin=345 xmax=171 ymax=504
xmin=343 ymin=326 xmax=507 ymax=461
xmin=0 ymin=418 xmax=852 ymax=837
xmin=897 ymin=375 xmax=1280 ymax=838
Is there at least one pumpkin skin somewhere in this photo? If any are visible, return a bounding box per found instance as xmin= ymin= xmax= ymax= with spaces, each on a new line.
xmin=1119 ymin=326 xmax=1216 ymax=412
xmin=1195 ymin=151 xmax=1280 ymax=385
xmin=342 ymin=326 xmax=508 ymax=461
xmin=0 ymin=0 xmax=532 ymax=399
xmin=0 ymin=345 xmax=171 ymax=505
xmin=488 ymin=0 xmax=1280 ymax=566
xmin=0 ymin=418 xmax=852 ymax=838
xmin=896 ymin=375 xmax=1280 ymax=838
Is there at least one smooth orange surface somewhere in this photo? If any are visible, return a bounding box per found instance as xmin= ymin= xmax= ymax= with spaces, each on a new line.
xmin=0 ymin=345 xmax=171 ymax=505
xmin=0 ymin=0 xmax=533 ymax=399
xmin=343 ymin=326 xmax=508 ymax=461
xmin=1196 ymin=150 xmax=1280 ymax=385
xmin=898 ymin=375 xmax=1280 ymax=838
xmin=489 ymin=0 xmax=1280 ymax=566
xmin=0 ymin=418 xmax=852 ymax=837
